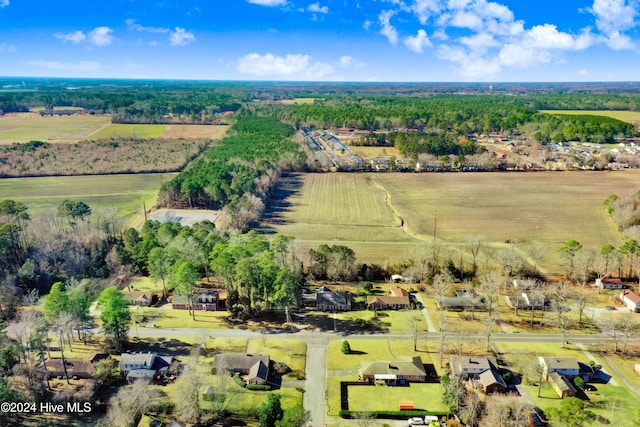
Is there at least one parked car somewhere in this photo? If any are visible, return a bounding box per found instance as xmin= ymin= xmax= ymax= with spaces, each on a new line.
xmin=408 ymin=417 xmax=425 ymax=425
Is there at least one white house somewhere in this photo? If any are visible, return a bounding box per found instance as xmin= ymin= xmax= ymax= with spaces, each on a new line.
xmin=621 ymin=290 xmax=640 ymax=312
xmin=538 ymin=356 xmax=580 ymax=379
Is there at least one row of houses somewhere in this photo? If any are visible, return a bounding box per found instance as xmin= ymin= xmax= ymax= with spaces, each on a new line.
xmin=315 ymin=286 xmax=412 ymax=311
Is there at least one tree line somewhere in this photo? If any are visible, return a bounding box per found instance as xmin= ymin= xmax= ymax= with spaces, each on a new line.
xmin=158 ymin=115 xmax=305 ymax=232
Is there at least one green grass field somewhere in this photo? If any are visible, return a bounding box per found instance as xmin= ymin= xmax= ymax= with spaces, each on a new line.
xmin=0 ymin=114 xmax=110 ymax=143
xmin=0 ymin=172 xmax=176 ymax=219
xmin=265 ymin=171 xmax=640 ymax=273
xmin=541 ymin=109 xmax=640 ymax=123
xmin=88 ymin=123 xmax=167 ymax=139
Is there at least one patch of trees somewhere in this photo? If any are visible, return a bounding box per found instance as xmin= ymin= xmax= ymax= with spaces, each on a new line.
xmin=393 ymin=131 xmax=478 ymax=157
xmin=158 ymin=116 xmax=305 ymax=232
xmin=529 ymin=113 xmax=636 ymax=144
xmin=0 ymin=138 xmax=211 ymax=177
xmin=264 ymin=95 xmax=538 ymax=134
xmin=0 ymin=80 xmax=246 ymax=122
xmin=605 ymin=192 xmax=640 ymax=237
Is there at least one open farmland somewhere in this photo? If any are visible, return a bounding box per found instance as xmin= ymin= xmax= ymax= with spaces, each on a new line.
xmin=161 ymin=124 xmax=229 ymax=139
xmin=0 ymin=113 xmax=110 ymax=143
xmin=263 ymin=171 xmax=640 ymax=272
xmin=0 ymin=172 xmax=176 ymax=220
xmin=88 ymin=123 xmax=167 ymax=139
xmin=541 ymin=109 xmax=640 ymax=124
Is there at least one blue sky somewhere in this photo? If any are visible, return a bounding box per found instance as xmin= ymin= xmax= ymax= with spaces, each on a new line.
xmin=1 ymin=0 xmax=640 ymax=82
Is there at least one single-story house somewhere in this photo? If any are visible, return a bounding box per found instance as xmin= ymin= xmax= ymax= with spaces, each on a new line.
xmin=450 ymin=356 xmax=500 ymax=379
xmin=315 ymin=286 xmax=352 ymax=311
xmin=119 ymin=352 xmax=175 ymax=382
xmin=512 ymin=279 xmax=538 ymax=290
xmin=548 ymin=372 xmax=576 ymax=399
xmin=479 ymin=367 xmax=508 ymax=394
xmin=172 ymin=289 xmax=218 ymax=311
xmin=596 ymin=278 xmax=628 ymax=290
xmin=539 ymin=356 xmax=580 ymax=379
xmin=621 ymin=289 xmax=640 ymax=312
xmin=124 ymin=291 xmax=157 ymax=307
xmin=360 ymin=356 xmax=426 ymax=385
xmin=46 ymin=358 xmax=96 ymax=379
xmin=367 ymin=286 xmax=410 ymax=310
xmin=214 ymin=353 xmax=270 ymax=384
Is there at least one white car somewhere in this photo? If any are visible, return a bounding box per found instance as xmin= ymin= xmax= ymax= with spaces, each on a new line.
xmin=408 ymin=417 xmax=425 ymax=425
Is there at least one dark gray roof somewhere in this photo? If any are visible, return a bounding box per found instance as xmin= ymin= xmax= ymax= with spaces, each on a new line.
xmin=450 ymin=356 xmax=499 ymax=375
xmin=127 ymin=369 xmax=157 ymax=380
xmin=360 ymin=356 xmax=426 ymax=377
xmin=479 ymin=368 xmax=506 ymax=388
xmin=247 ymin=360 xmax=269 ymax=381
xmin=214 ymin=353 xmax=270 ymax=372
xmin=317 ymin=290 xmax=351 ymax=307
xmin=120 ymin=352 xmax=156 ymax=369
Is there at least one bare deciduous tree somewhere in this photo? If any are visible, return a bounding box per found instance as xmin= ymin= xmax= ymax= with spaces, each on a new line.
xmin=174 ymin=358 xmax=204 ymax=423
xmin=106 ymin=379 xmax=161 ymax=427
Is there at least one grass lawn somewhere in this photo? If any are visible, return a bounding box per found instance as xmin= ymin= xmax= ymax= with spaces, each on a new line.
xmin=0 ymin=113 xmax=110 ymax=143
xmin=347 ymin=382 xmax=449 ymax=413
xmin=264 ymin=171 xmax=640 ymax=274
xmin=153 ymin=307 xmax=230 ymax=329
xmin=497 ymin=341 xmax=640 ymax=427
xmin=128 ymin=276 xmax=166 ymax=294
xmin=327 ymin=339 xmax=439 ymax=372
xmin=245 ymin=339 xmax=307 ymax=379
xmin=89 ymin=123 xmax=167 ymax=139
xmin=0 ymin=172 xmax=176 ymax=222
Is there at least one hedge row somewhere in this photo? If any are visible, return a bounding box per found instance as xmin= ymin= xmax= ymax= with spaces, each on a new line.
xmin=339 ymin=410 xmax=449 ymax=420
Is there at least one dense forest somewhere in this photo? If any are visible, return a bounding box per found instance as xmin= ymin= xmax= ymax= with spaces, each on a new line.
xmin=158 ymin=115 xmax=305 ymax=231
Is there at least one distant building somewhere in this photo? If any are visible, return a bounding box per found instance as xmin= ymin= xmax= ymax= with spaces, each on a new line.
xmin=596 ymin=278 xmax=628 ymax=290
xmin=214 ymin=353 xmax=270 ymax=385
xmin=172 ymin=289 xmax=218 ymax=311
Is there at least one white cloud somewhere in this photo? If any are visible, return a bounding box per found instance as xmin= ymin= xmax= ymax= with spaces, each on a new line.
xmin=379 ymin=10 xmax=399 ymax=45
xmin=605 ymin=30 xmax=635 ymax=49
xmin=125 ymin=19 xmax=170 ymax=34
xmin=459 ymin=32 xmax=499 ymax=50
xmin=308 ymin=2 xmax=329 ymax=13
xmin=412 ymin=0 xmax=444 ymax=25
xmin=578 ymin=68 xmax=589 ymax=76
xmin=0 ymin=43 xmax=16 ymax=52
xmin=337 ymin=55 xmax=365 ymax=68
xmin=237 ymin=52 xmax=334 ymax=79
xmin=0 ymin=0 xmax=9 ymax=8
xmin=363 ymin=20 xmax=372 ymax=31
xmin=590 ymin=0 xmax=637 ymax=34
xmin=170 ymin=28 xmax=196 ymax=46
xmin=404 ymin=29 xmax=432 ymax=53
xmin=437 ymin=44 xmax=501 ymax=78
xmin=54 ymin=30 xmax=86 ymax=44
xmin=26 ymin=60 xmax=103 ymax=73
xmin=89 ymin=27 xmax=113 ymax=46
xmin=247 ymin=0 xmax=287 ymax=6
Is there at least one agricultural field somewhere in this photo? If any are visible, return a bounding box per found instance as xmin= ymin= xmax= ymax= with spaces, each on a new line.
xmin=541 ymin=109 xmax=640 ymax=124
xmin=264 ymin=171 xmax=640 ymax=273
xmin=0 ymin=113 xmax=110 ymax=143
xmin=0 ymin=172 xmax=176 ymax=220
xmin=161 ymin=124 xmax=229 ymax=139
xmin=88 ymin=123 xmax=167 ymax=139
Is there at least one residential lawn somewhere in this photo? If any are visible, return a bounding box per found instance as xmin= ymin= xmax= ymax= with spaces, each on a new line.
xmin=153 ymin=307 xmax=230 ymax=329
xmin=128 ymin=276 xmax=166 ymax=295
xmin=497 ymin=341 xmax=640 ymax=427
xmin=347 ymin=382 xmax=449 ymax=413
xmin=304 ymin=308 xmax=424 ymax=333
xmin=245 ymin=339 xmax=307 ymax=380
xmin=89 ymin=123 xmax=167 ymax=139
xmin=590 ymin=343 xmax=640 ymax=389
xmin=326 ymin=339 xmax=439 ymax=373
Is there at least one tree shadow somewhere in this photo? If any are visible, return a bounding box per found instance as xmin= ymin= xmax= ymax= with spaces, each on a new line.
xmin=256 ymin=173 xmax=304 ymax=234
xmin=128 ymin=338 xmax=194 ymax=356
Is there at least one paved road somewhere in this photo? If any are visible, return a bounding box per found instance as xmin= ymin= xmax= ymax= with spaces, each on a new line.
xmin=304 ymin=335 xmax=329 ymax=427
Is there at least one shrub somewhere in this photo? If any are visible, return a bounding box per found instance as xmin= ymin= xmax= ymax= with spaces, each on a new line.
xmin=232 ymin=373 xmax=246 ymax=388
xmin=341 ymin=340 xmax=351 ymax=354
xmin=246 ymin=383 xmax=272 ymax=391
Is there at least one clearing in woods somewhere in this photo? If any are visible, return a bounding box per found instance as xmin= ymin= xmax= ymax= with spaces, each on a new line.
xmin=262 ymin=171 xmax=640 ymax=272
xmin=541 ymin=109 xmax=640 ymax=124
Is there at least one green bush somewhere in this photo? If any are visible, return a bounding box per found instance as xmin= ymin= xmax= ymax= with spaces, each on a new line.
xmin=232 ymin=373 xmax=246 ymax=388
xmin=341 ymin=340 xmax=351 ymax=354
xmin=246 ymin=383 xmax=272 ymax=391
